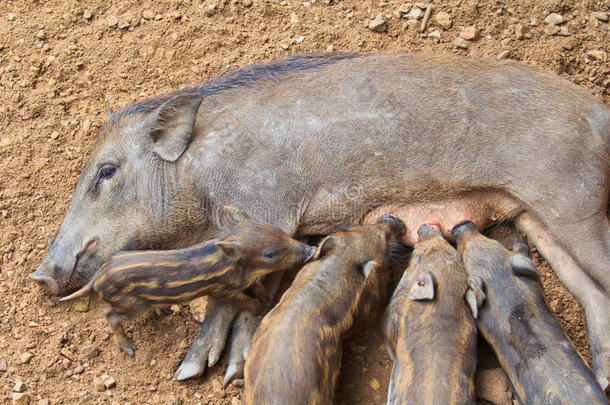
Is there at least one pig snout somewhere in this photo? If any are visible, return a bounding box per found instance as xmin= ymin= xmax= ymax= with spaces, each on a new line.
xmin=30 ymin=237 xmax=102 ymax=295
xmin=300 ymin=244 xmax=317 ymax=264
xmin=29 ymin=263 xmax=61 ymax=295
xmin=379 ymin=214 xmax=406 ymax=239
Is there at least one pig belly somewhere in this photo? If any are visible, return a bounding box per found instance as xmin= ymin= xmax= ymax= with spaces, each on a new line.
xmin=364 ymin=191 xmax=522 ymax=245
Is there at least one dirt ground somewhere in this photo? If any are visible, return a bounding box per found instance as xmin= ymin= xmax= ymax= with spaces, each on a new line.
xmin=0 ymin=0 xmax=608 ymax=404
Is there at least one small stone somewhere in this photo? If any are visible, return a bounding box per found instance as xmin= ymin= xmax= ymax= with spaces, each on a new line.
xmin=36 ymin=30 xmax=46 ymax=40
xmin=460 ymin=26 xmax=478 ymax=40
xmin=397 ymin=4 xmax=412 ymax=16
xmin=369 ymin=15 xmax=387 ymax=33
xmin=205 ymin=4 xmax=217 ymax=17
xmin=142 ymin=9 xmax=154 ymax=20
xmin=280 ymin=42 xmax=290 ymax=50
xmin=242 ymin=0 xmax=253 ymax=6
xmin=369 ymin=378 xmax=380 ymax=390
xmin=544 ymin=24 xmax=560 ymax=35
xmin=514 ymin=23 xmax=524 ymax=40
xmin=406 ymin=7 xmax=423 ymax=20
xmin=326 ymin=44 xmax=334 ymax=52
xmin=428 ymin=29 xmax=441 ymax=40
xmin=72 ymin=295 xmax=90 ymax=312
xmin=50 ymin=131 xmax=59 ymax=140
xmin=83 ymin=9 xmax=92 ymax=20
xmin=0 ymin=359 xmax=7 ymax=371
xmin=118 ymin=21 xmax=130 ymax=29
xmin=435 ymin=11 xmax=452 ymax=29
xmin=14 ymin=381 xmax=26 ymax=392
xmin=74 ymin=365 xmax=84 ymax=374
xmin=453 ymin=37 xmax=469 ymax=49
xmin=544 ymin=13 xmax=564 ymax=25
xmin=591 ymin=12 xmax=608 ymax=22
xmin=290 ymin=13 xmax=300 ymax=24
xmin=497 ymin=50 xmax=511 ymax=59
xmin=8 ymin=13 xmax=15 ymax=21
xmin=12 ymin=393 xmax=29 ymax=405
xmin=587 ymin=50 xmax=607 ymax=62
xmin=556 ymin=26 xmax=570 ymax=36
xmin=93 ymin=377 xmax=105 ymax=392
xmin=188 ymin=297 xmax=207 ymax=323
xmin=82 ymin=344 xmax=99 ymax=359
xmin=37 ymin=399 xmax=49 ymax=405
xmin=294 ymin=35 xmax=305 ymax=44
xmin=107 ymin=16 xmax=118 ymax=27
xmin=101 ymin=374 xmax=116 ymax=389
xmin=170 ymin=304 xmax=181 ymax=313
xmin=20 ymin=352 xmax=33 ymax=364
xmin=476 ymin=367 xmax=511 ymax=405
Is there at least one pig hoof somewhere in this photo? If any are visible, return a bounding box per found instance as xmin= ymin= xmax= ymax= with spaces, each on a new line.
xmin=174 ymin=361 xmax=204 ymax=381
xmin=223 ymin=362 xmax=244 ymax=387
xmin=118 ymin=341 xmax=136 ymax=358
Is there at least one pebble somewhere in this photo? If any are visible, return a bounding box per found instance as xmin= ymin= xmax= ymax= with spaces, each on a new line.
xmin=544 ymin=24 xmax=560 ymax=35
xmin=460 ymin=26 xmax=478 ymax=40
xmin=406 ymin=7 xmax=424 ymax=20
xmin=428 ymin=29 xmax=441 ymax=40
xmin=83 ymin=9 xmax=92 ymax=20
xmin=14 ymin=381 xmax=26 ymax=392
xmin=497 ymin=50 xmax=511 ymax=59
xmin=20 ymin=352 xmax=33 ymax=364
xmin=544 ymin=13 xmax=564 ymax=26
xmin=0 ymin=359 xmax=7 ymax=371
xmin=118 ymin=21 xmax=130 ymax=29
xmin=587 ymin=50 xmax=607 ymax=62
xmin=101 ymin=374 xmax=116 ymax=388
xmin=82 ymin=343 xmax=99 ymax=359
xmin=12 ymin=393 xmax=29 ymax=405
xmin=435 ymin=11 xmax=452 ymax=29
xmin=170 ymin=304 xmax=181 ymax=313
xmin=369 ymin=377 xmax=380 ymax=390
xmin=8 ymin=13 xmax=15 ymax=21
xmin=369 ymin=15 xmax=388 ymax=32
xmin=36 ymin=30 xmax=46 ymax=40
xmin=556 ymin=26 xmax=570 ymax=36
xmin=37 ymin=399 xmax=49 ymax=405
xmin=189 ymin=297 xmax=207 ymax=323
xmin=514 ymin=23 xmax=524 ymax=40
xmin=142 ymin=9 xmax=154 ymax=20
xmin=74 ymin=364 xmax=84 ymax=374
xmin=50 ymin=131 xmax=59 ymax=140
xmin=591 ymin=12 xmax=608 ymax=22
xmin=242 ymin=0 xmax=253 ymax=6
xmin=93 ymin=376 xmax=105 ymax=392
xmin=107 ymin=16 xmax=119 ymax=28
xmin=453 ymin=37 xmax=469 ymax=49
xmin=476 ymin=367 xmax=512 ymax=405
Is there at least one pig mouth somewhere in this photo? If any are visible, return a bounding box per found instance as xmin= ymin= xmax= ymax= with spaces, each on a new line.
xmin=67 ymin=237 xmax=100 ymax=285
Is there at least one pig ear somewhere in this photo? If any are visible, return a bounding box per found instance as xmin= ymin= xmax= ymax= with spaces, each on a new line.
xmin=221 ymin=206 xmax=251 ymax=227
xmin=216 ymin=240 xmax=243 ymax=259
xmin=314 ymin=236 xmax=338 ymax=259
xmin=147 ymin=94 xmax=203 ymax=162
xmin=465 ymin=276 xmax=486 ymax=319
xmin=510 ymin=254 xmax=540 ymax=281
xmin=408 ymin=271 xmax=435 ymax=301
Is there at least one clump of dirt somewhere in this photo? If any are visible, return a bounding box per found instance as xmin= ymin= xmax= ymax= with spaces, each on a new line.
xmin=0 ymin=0 xmax=608 ymax=403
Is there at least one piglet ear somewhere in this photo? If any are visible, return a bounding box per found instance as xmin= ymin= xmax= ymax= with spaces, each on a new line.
xmin=216 ymin=240 xmax=242 ymax=259
xmin=314 ymin=236 xmax=338 ymax=259
xmin=146 ymin=94 xmax=203 ymax=162
xmin=408 ymin=271 xmax=435 ymax=301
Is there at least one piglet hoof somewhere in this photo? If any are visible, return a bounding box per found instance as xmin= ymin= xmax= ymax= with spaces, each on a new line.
xmin=175 ymin=302 xmax=239 ymax=381
xmin=118 ymin=340 xmax=136 ymax=358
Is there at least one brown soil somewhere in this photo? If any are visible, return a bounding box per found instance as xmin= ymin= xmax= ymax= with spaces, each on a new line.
xmin=0 ymin=0 xmax=608 ymax=404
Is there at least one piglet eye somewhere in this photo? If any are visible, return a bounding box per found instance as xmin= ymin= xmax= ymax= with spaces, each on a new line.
xmin=263 ymin=249 xmax=277 ymax=259
xmin=98 ymin=167 xmax=116 ymax=182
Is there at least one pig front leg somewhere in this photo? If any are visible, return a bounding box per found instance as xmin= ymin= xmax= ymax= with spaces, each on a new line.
xmin=174 ymin=300 xmax=239 ymax=381
xmin=516 ymin=213 xmax=610 ymax=393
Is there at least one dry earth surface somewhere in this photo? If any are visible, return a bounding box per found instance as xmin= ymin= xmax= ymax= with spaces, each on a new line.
xmin=0 ymin=0 xmax=609 ymax=404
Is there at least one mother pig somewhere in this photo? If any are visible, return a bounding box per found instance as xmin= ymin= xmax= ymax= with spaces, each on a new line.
xmin=30 ymin=53 xmax=610 ymax=390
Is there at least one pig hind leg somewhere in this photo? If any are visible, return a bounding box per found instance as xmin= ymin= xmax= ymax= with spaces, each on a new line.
xmin=104 ymin=307 xmax=137 ymax=358
xmin=516 ymin=213 xmax=610 ymax=393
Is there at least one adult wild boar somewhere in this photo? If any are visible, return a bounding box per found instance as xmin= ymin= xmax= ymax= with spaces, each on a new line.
xmin=30 ymin=53 xmax=610 ymax=389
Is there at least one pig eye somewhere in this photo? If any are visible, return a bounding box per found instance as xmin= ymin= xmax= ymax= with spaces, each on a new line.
xmin=97 ymin=167 xmax=116 ymax=183
xmin=263 ymin=249 xmax=277 ymax=259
